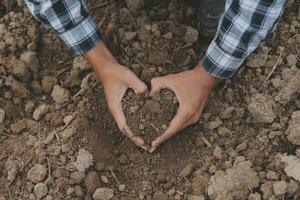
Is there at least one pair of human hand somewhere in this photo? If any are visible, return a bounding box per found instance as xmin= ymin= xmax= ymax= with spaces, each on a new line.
xmin=84 ymin=44 xmax=219 ymax=153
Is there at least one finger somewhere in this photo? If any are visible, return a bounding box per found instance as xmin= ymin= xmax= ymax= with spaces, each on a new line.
xmin=106 ymin=92 xmax=147 ymax=150
xmin=127 ymin=73 xmax=149 ymax=97
xmin=149 ymin=109 xmax=191 ymax=153
xmin=123 ymin=124 xmax=150 ymax=151
xmin=149 ymin=77 xmax=166 ymax=97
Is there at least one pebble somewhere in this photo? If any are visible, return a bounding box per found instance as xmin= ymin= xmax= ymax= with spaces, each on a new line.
xmin=44 ymin=195 xmax=53 ymax=200
xmin=235 ymin=141 xmax=248 ymax=152
xmin=41 ymin=76 xmax=58 ymax=94
xmin=70 ymin=171 xmax=85 ymax=184
xmin=59 ymin=127 xmax=77 ymax=140
xmin=66 ymin=187 xmax=75 ymax=195
xmin=10 ymin=119 xmax=27 ymax=134
xmin=85 ymin=171 xmax=101 ymax=193
xmin=138 ymin=123 xmax=144 ymax=130
xmin=179 ymin=164 xmax=194 ymax=178
xmin=153 ymin=190 xmax=168 ymax=200
xmin=118 ymin=184 xmax=126 ymax=192
xmin=92 ymin=188 xmax=114 ymax=200
xmin=51 ymin=85 xmax=70 ymax=104
xmin=162 ymin=124 xmax=168 ymax=130
xmin=266 ymin=170 xmax=280 ymax=180
xmin=273 ymin=180 xmax=287 ymax=196
xmin=248 ymin=192 xmax=261 ymax=200
xmin=73 ymin=149 xmax=93 ymax=172
xmin=27 ymin=164 xmax=47 ymax=183
xmin=156 ymin=169 xmax=168 ymax=183
xmin=74 ymin=185 xmax=84 ymax=197
xmin=213 ymin=146 xmax=223 ymax=160
xmin=34 ymin=183 xmax=48 ymax=199
xmin=118 ymin=154 xmax=128 ymax=165
xmin=101 ymin=175 xmax=109 ymax=184
xmin=0 ymin=108 xmax=5 ymax=123
xmin=187 ymin=195 xmax=205 ymax=200
xmin=33 ymin=104 xmax=49 ymax=121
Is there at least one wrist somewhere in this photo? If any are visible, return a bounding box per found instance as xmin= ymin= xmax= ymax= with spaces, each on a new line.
xmin=83 ymin=43 xmax=118 ymax=75
xmin=193 ymin=64 xmax=220 ymax=89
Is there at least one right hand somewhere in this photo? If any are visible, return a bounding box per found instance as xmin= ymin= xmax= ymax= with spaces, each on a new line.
xmin=84 ymin=44 xmax=150 ymax=151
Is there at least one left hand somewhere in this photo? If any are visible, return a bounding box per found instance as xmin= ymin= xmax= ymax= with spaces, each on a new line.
xmin=148 ymin=64 xmax=220 ymax=153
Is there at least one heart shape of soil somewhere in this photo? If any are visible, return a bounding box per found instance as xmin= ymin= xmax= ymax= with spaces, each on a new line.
xmin=123 ymin=89 xmax=179 ymax=145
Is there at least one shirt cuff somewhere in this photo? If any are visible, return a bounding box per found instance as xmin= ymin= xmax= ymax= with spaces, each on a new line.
xmin=59 ymin=15 xmax=102 ymax=56
xmin=202 ymin=40 xmax=246 ymax=79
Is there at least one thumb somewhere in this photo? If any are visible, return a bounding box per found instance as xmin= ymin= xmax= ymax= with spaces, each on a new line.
xmin=128 ymin=76 xmax=148 ymax=96
xmin=150 ymin=78 xmax=165 ymax=97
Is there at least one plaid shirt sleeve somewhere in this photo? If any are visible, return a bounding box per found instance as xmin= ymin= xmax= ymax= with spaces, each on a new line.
xmin=202 ymin=0 xmax=286 ymax=79
xmin=24 ymin=0 xmax=102 ymax=55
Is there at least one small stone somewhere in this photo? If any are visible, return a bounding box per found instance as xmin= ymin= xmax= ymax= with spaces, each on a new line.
xmin=187 ymin=195 xmax=205 ymax=200
xmin=85 ymin=171 xmax=101 ymax=194
xmin=73 ymin=56 xmax=90 ymax=71
xmin=60 ymin=127 xmax=77 ymax=140
xmin=44 ymin=195 xmax=53 ymax=200
xmin=138 ymin=123 xmax=144 ymax=130
xmin=10 ymin=119 xmax=27 ymax=134
xmin=70 ymin=171 xmax=85 ymax=184
xmin=34 ymin=183 xmax=48 ymax=198
xmin=179 ymin=164 xmax=194 ymax=178
xmin=208 ymin=118 xmax=222 ymax=130
xmin=235 ymin=141 xmax=248 ymax=152
xmin=0 ymin=108 xmax=5 ymax=123
xmin=213 ymin=146 xmax=223 ymax=160
xmin=41 ymin=76 xmax=58 ymax=94
xmin=273 ymin=181 xmax=287 ymax=196
xmin=101 ymin=175 xmax=109 ymax=184
xmin=92 ymin=188 xmax=114 ymax=200
xmin=162 ymin=124 xmax=168 ymax=130
xmin=118 ymin=184 xmax=126 ymax=192
xmin=153 ymin=190 xmax=168 ymax=200
xmin=74 ymin=185 xmax=84 ymax=197
xmin=166 ymin=188 xmax=175 ymax=196
xmin=118 ymin=154 xmax=128 ymax=165
xmin=184 ymin=26 xmax=198 ymax=44
xmin=248 ymin=192 xmax=261 ymax=200
xmin=27 ymin=164 xmax=47 ymax=183
xmin=156 ymin=169 xmax=168 ymax=183
xmin=124 ymin=31 xmax=137 ymax=41
xmin=72 ymin=149 xmax=93 ymax=172
xmin=266 ymin=170 xmax=280 ymax=180
xmin=248 ymin=94 xmax=276 ymax=123
xmin=66 ymin=187 xmax=75 ymax=195
xmin=51 ymin=85 xmax=70 ymax=104
xmin=20 ymin=51 xmax=39 ymax=72
xmin=280 ymin=154 xmax=300 ymax=182
xmin=33 ymin=104 xmax=49 ymax=121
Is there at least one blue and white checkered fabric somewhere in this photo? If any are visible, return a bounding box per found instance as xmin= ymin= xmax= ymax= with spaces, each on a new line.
xmin=202 ymin=0 xmax=286 ymax=78
xmin=24 ymin=0 xmax=286 ymax=79
xmin=24 ymin=0 xmax=102 ymax=55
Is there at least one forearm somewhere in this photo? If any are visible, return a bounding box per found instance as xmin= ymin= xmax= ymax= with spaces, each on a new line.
xmin=202 ymin=0 xmax=287 ymax=79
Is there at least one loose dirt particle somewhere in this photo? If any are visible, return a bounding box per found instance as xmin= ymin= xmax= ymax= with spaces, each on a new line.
xmin=93 ymin=188 xmax=114 ymax=200
xmin=34 ymin=183 xmax=48 ymax=199
xmin=248 ymin=94 xmax=276 ymax=124
xmin=51 ymin=85 xmax=70 ymax=104
xmin=207 ymin=161 xmax=259 ymax=200
xmin=273 ymin=180 xmax=287 ymax=196
xmin=85 ymin=171 xmax=101 ymax=194
xmin=10 ymin=118 xmax=27 ymax=134
xmin=71 ymin=149 xmax=93 ymax=172
xmin=33 ymin=104 xmax=49 ymax=121
xmin=27 ymin=164 xmax=47 ymax=183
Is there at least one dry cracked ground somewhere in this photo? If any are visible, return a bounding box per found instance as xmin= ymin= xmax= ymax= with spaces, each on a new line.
xmin=0 ymin=0 xmax=300 ymax=200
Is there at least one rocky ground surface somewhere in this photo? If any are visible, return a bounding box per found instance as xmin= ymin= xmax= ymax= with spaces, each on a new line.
xmin=0 ymin=0 xmax=300 ymax=200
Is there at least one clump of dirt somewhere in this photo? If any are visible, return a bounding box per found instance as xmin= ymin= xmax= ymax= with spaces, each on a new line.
xmin=123 ymin=89 xmax=178 ymax=143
